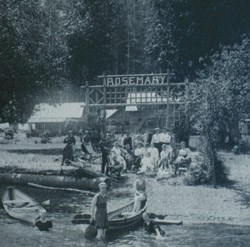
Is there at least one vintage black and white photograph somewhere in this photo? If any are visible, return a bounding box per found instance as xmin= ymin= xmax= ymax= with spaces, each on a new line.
xmin=1 ymin=1 xmax=250 ymax=246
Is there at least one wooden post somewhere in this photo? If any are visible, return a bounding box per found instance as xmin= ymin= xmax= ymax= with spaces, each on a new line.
xmin=166 ymin=70 xmax=170 ymax=129
xmin=85 ymin=81 xmax=90 ymax=128
xmin=184 ymin=78 xmax=190 ymax=145
xmin=102 ymin=76 xmax=107 ymax=139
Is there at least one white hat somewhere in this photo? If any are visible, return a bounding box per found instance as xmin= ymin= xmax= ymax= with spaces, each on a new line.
xmin=98 ymin=182 xmax=107 ymax=189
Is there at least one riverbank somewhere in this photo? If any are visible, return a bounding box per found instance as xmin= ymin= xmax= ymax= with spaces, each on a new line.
xmin=0 ymin=135 xmax=250 ymax=226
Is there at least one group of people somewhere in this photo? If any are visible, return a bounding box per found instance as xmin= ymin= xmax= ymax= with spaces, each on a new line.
xmin=100 ymin=128 xmax=192 ymax=177
xmin=61 ymin=128 xmax=192 ymax=177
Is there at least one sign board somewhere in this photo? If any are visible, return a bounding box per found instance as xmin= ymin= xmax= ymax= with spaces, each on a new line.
xmin=99 ymin=74 xmax=169 ymax=87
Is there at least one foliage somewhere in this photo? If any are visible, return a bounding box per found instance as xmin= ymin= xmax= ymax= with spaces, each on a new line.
xmin=191 ymin=38 xmax=250 ymax=148
xmin=184 ymin=151 xmax=229 ymax=186
xmin=1 ymin=0 xmax=250 ymax=124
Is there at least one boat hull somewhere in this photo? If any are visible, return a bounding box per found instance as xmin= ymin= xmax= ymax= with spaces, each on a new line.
xmin=72 ymin=201 xmax=147 ymax=238
xmin=2 ymin=187 xmax=44 ymax=225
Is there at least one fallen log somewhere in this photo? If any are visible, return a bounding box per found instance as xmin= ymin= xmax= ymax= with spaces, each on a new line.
xmin=0 ymin=173 xmax=109 ymax=191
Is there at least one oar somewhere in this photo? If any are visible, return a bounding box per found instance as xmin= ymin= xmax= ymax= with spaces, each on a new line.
xmin=28 ymin=183 xmax=95 ymax=196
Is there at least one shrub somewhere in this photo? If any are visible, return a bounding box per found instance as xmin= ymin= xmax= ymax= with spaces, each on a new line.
xmin=184 ymin=153 xmax=229 ymax=186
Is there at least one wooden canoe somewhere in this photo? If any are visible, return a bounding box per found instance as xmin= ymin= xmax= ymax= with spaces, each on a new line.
xmin=2 ymin=186 xmax=44 ymax=225
xmin=72 ymin=200 xmax=147 ymax=236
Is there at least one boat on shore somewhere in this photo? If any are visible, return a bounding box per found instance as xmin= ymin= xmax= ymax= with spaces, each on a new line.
xmin=2 ymin=186 xmax=44 ymax=225
xmin=72 ymin=200 xmax=147 ymax=238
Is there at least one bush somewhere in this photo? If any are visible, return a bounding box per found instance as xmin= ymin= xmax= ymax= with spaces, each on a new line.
xmin=184 ymin=153 xmax=229 ymax=186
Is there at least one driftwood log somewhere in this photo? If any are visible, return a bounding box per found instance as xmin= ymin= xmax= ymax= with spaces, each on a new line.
xmin=0 ymin=173 xmax=109 ymax=191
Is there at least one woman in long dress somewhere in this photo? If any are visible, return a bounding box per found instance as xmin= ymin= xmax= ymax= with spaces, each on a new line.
xmin=90 ymin=182 xmax=108 ymax=240
xmin=61 ymin=130 xmax=76 ymax=166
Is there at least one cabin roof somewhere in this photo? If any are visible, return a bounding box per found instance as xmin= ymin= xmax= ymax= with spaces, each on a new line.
xmin=28 ymin=103 xmax=85 ymax=123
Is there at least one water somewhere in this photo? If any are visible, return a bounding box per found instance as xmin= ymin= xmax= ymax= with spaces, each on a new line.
xmin=1 ymin=185 xmax=250 ymax=247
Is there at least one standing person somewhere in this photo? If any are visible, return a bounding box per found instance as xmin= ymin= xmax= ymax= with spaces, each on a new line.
xmin=134 ymin=142 xmax=146 ymax=171
xmin=146 ymin=129 xmax=154 ymax=145
xmin=99 ymin=137 xmax=112 ymax=175
xmin=90 ymin=182 xmax=109 ymax=241
xmin=121 ymin=131 xmax=133 ymax=150
xmin=151 ymin=128 xmax=161 ymax=154
xmin=159 ymin=128 xmax=172 ymax=147
xmin=133 ymin=171 xmax=147 ymax=213
xmin=81 ymin=130 xmax=91 ymax=155
xmin=61 ymin=130 xmax=76 ymax=166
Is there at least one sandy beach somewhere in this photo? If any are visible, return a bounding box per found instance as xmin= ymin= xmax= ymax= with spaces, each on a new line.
xmin=1 ymin=134 xmax=250 ymax=226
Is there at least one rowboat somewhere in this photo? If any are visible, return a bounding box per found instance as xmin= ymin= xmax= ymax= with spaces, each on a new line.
xmin=72 ymin=200 xmax=147 ymax=238
xmin=2 ymin=186 xmax=44 ymax=225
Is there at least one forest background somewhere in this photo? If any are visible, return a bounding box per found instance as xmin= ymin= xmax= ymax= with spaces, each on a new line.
xmin=1 ymin=0 xmax=250 ymax=186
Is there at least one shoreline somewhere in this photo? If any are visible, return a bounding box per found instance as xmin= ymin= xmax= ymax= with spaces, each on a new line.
xmin=1 ymin=137 xmax=250 ymax=227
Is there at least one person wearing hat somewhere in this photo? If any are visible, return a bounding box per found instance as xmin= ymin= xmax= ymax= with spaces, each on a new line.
xmin=90 ymin=182 xmax=108 ymax=240
xmin=35 ymin=209 xmax=53 ymax=231
xmin=61 ymin=130 xmax=76 ymax=166
xmin=132 ymin=171 xmax=147 ymax=213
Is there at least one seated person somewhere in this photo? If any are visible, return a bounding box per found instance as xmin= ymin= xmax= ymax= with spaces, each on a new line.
xmin=110 ymin=142 xmax=126 ymax=168
xmin=133 ymin=171 xmax=147 ymax=213
xmin=174 ymin=141 xmax=191 ymax=175
xmin=109 ymin=154 xmax=123 ymax=177
xmin=158 ymin=144 xmax=172 ymax=170
xmin=143 ymin=213 xmax=165 ymax=237
xmin=122 ymin=143 xmax=135 ymax=171
xmin=146 ymin=143 xmax=159 ymax=171
xmin=168 ymin=142 xmax=178 ymax=167
xmin=140 ymin=151 xmax=154 ymax=173
xmin=35 ymin=209 xmax=53 ymax=232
